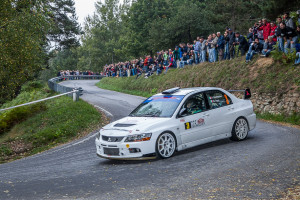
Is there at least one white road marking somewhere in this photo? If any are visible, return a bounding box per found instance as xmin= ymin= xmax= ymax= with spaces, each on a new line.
xmin=93 ymin=105 xmax=113 ymax=117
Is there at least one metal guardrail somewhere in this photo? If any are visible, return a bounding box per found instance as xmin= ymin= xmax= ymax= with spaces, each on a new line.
xmin=0 ymin=75 xmax=104 ymax=112
xmin=0 ymin=91 xmax=76 ymax=112
xmin=47 ymin=75 xmax=104 ymax=96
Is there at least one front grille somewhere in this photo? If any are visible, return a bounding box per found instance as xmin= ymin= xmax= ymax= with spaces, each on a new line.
xmin=102 ymin=136 xmax=124 ymax=142
xmin=103 ymin=147 xmax=119 ymax=156
xmin=114 ymin=123 xmax=136 ymax=127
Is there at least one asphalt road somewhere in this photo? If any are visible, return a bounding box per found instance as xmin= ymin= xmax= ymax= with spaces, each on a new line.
xmin=0 ymin=80 xmax=299 ymax=200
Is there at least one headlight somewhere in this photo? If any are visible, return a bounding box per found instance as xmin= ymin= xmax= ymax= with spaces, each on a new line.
xmin=124 ymin=133 xmax=152 ymax=142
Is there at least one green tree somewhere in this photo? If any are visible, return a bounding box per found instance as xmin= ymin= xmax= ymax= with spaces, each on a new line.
xmin=0 ymin=0 xmax=51 ymax=105
xmin=77 ymin=0 xmax=129 ymax=72
xmin=48 ymin=0 xmax=81 ymax=50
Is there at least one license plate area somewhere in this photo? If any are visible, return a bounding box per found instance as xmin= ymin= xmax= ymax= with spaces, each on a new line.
xmin=103 ymin=147 xmax=119 ymax=156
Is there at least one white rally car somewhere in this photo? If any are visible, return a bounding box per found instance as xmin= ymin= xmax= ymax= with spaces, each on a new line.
xmin=95 ymin=87 xmax=256 ymax=160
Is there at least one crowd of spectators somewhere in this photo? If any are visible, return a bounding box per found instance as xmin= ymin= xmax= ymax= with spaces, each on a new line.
xmin=57 ymin=70 xmax=103 ymax=80
xmin=82 ymin=11 xmax=300 ymax=79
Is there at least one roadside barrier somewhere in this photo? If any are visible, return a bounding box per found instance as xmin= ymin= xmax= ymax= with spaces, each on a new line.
xmin=47 ymin=75 xmax=104 ymax=96
xmin=0 ymin=75 xmax=104 ymax=112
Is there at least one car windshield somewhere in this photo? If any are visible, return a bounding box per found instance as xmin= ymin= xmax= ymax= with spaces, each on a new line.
xmin=129 ymin=95 xmax=185 ymax=118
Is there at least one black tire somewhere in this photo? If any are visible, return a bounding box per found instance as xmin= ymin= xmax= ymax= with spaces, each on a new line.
xmin=230 ymin=117 xmax=249 ymax=141
xmin=155 ymin=132 xmax=177 ymax=159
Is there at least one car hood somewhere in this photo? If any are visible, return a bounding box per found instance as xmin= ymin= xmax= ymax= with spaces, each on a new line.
xmin=101 ymin=117 xmax=170 ymax=136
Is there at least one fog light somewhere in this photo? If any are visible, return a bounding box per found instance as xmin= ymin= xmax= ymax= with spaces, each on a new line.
xmin=129 ymin=148 xmax=141 ymax=153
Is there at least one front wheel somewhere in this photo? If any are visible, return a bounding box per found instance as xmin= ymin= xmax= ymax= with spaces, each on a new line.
xmin=230 ymin=117 xmax=249 ymax=141
xmin=156 ymin=132 xmax=176 ymax=158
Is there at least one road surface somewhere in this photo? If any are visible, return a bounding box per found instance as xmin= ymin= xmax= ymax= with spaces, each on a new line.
xmin=0 ymin=80 xmax=299 ymax=199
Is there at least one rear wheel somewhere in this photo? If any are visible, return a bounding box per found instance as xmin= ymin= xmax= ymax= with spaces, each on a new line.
xmin=230 ymin=117 xmax=249 ymax=141
xmin=156 ymin=132 xmax=176 ymax=158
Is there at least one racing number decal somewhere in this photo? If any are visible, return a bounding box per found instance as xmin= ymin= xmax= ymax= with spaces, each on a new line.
xmin=185 ymin=122 xmax=191 ymax=129
xmin=185 ymin=119 xmax=205 ymax=130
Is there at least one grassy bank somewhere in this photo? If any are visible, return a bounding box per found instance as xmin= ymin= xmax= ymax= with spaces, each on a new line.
xmin=97 ymin=56 xmax=299 ymax=125
xmin=97 ymin=57 xmax=299 ymax=96
xmin=0 ymin=81 xmax=103 ymax=163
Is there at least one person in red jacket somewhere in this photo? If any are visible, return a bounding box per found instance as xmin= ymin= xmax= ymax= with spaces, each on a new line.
xmin=258 ymin=18 xmax=271 ymax=43
xmin=270 ymin=21 xmax=277 ymax=42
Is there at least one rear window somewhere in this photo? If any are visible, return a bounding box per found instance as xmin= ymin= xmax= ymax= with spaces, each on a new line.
xmin=206 ymin=90 xmax=232 ymax=109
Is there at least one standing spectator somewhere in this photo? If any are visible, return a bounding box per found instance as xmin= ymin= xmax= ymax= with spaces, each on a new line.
xmin=163 ymin=51 xmax=169 ymax=67
xmin=206 ymin=34 xmax=217 ymax=62
xmin=216 ymin=32 xmax=225 ymax=61
xmin=270 ymin=21 xmax=277 ymax=42
xmin=258 ymin=18 xmax=271 ymax=43
xmin=228 ymin=28 xmax=235 ymax=59
xmin=200 ymin=36 xmax=207 ymax=62
xmin=261 ymin=36 xmax=276 ymax=57
xmin=245 ymin=38 xmax=263 ymax=63
xmin=143 ymin=56 xmax=149 ymax=72
xmin=173 ymin=47 xmax=180 ymax=68
xmin=157 ymin=51 xmax=163 ymax=65
xmin=283 ymin=12 xmax=296 ymax=30
xmin=276 ymin=17 xmax=284 ymax=51
xmin=247 ymin=27 xmax=255 ymax=45
xmin=194 ymin=37 xmax=201 ymax=64
xmin=233 ymin=32 xmax=249 ymax=56
xmin=212 ymin=33 xmax=218 ymax=62
xmin=257 ymin=20 xmax=265 ymax=44
xmin=224 ymin=31 xmax=230 ymax=60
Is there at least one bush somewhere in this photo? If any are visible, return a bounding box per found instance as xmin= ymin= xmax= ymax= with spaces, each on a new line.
xmin=0 ymin=102 xmax=47 ymax=134
xmin=21 ymin=80 xmax=44 ymax=92
xmin=271 ymin=44 xmax=297 ymax=64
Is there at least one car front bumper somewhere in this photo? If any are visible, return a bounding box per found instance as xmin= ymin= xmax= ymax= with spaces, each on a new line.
xmin=95 ymin=138 xmax=156 ymax=160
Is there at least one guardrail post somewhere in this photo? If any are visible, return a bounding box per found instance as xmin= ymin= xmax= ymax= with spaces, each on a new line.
xmin=72 ymin=89 xmax=80 ymax=102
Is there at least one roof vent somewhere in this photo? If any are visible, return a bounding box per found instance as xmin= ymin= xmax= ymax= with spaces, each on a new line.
xmin=162 ymin=87 xmax=180 ymax=95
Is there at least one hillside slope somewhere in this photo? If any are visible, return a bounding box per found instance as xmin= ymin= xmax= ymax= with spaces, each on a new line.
xmin=97 ymin=56 xmax=299 ymax=123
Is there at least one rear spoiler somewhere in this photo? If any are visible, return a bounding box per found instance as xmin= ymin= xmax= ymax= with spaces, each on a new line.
xmin=228 ymin=88 xmax=251 ymax=99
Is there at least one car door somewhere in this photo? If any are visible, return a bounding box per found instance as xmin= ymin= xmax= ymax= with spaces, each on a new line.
xmin=177 ymin=92 xmax=211 ymax=145
xmin=204 ymin=90 xmax=234 ymax=137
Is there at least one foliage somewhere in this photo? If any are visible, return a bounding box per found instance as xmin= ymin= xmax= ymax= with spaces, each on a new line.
xmin=47 ymin=48 xmax=79 ymax=76
xmin=0 ymin=82 xmax=102 ymax=163
xmin=47 ymin=0 xmax=81 ymax=50
xmin=0 ymin=102 xmax=47 ymax=134
xmin=271 ymin=44 xmax=297 ymax=64
xmin=0 ymin=81 xmax=51 ymax=134
xmin=256 ymin=112 xmax=300 ymax=126
xmin=74 ymin=0 xmax=284 ymax=73
xmin=0 ymin=0 xmax=51 ymax=105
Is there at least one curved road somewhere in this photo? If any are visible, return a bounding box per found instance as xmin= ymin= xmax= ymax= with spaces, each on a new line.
xmin=0 ymin=80 xmax=299 ymax=200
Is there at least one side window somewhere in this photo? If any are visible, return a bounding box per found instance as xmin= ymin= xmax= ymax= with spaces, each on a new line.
xmin=205 ymin=90 xmax=232 ymax=109
xmin=179 ymin=93 xmax=207 ymax=117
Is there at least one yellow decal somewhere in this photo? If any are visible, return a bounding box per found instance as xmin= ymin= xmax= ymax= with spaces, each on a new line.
xmin=185 ymin=122 xmax=191 ymax=130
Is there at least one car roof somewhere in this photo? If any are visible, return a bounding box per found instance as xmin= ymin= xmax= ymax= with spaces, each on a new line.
xmin=156 ymin=87 xmax=223 ymax=96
